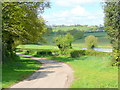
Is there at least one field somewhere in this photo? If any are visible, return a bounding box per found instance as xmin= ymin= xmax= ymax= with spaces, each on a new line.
xmin=51 ymin=55 xmax=118 ymax=88
xmin=52 ymin=25 xmax=100 ymax=32
xmin=72 ymin=32 xmax=112 ymax=48
xmin=43 ymin=31 xmax=112 ymax=49
xmin=2 ymin=56 xmax=41 ymax=88
xmin=17 ymin=44 xmax=58 ymax=50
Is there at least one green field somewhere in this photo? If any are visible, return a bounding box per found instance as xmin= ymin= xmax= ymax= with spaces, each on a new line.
xmin=2 ymin=56 xmax=41 ymax=88
xmin=41 ymin=31 xmax=112 ymax=49
xmin=72 ymin=32 xmax=112 ymax=48
xmin=17 ymin=44 xmax=58 ymax=50
xmin=51 ymin=55 xmax=118 ymax=88
xmin=52 ymin=25 xmax=100 ymax=32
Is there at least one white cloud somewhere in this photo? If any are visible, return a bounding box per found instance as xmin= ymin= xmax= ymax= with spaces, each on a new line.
xmin=42 ymin=1 xmax=104 ymax=25
xmin=71 ymin=6 xmax=89 ymax=16
xmin=43 ymin=6 xmax=89 ymax=19
xmin=54 ymin=0 xmax=99 ymax=7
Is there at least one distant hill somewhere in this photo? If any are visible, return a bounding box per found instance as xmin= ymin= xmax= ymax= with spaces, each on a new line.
xmin=50 ymin=25 xmax=104 ymax=32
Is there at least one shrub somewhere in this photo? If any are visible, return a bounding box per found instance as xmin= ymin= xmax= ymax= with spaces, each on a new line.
xmin=51 ymin=50 xmax=60 ymax=55
xmin=112 ymin=49 xmax=120 ymax=66
xmin=24 ymin=50 xmax=30 ymax=55
xmin=55 ymin=33 xmax=74 ymax=54
xmin=85 ymin=50 xmax=108 ymax=56
xmin=70 ymin=50 xmax=86 ymax=58
xmin=85 ymin=35 xmax=98 ymax=49
xmin=70 ymin=49 xmax=110 ymax=58
xmin=37 ymin=50 xmax=52 ymax=55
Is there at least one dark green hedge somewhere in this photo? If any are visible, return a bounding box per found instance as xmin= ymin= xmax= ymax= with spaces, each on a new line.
xmin=70 ymin=49 xmax=112 ymax=58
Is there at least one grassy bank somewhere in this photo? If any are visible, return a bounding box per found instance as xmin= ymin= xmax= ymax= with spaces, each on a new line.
xmin=51 ymin=55 xmax=118 ymax=88
xmin=2 ymin=56 xmax=41 ymax=88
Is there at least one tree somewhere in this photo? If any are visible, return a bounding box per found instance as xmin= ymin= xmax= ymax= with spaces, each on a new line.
xmin=85 ymin=35 xmax=98 ymax=49
xmin=2 ymin=2 xmax=50 ymax=61
xmin=67 ymin=29 xmax=84 ymax=39
xmin=56 ymin=30 xmax=66 ymax=35
xmin=44 ymin=26 xmax=53 ymax=36
xmin=74 ymin=31 xmax=84 ymax=39
xmin=104 ymin=1 xmax=120 ymax=64
xmin=55 ymin=33 xmax=74 ymax=54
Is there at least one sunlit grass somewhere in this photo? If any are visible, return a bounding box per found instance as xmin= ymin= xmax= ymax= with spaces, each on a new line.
xmin=51 ymin=55 xmax=118 ymax=88
xmin=72 ymin=43 xmax=112 ymax=49
xmin=17 ymin=44 xmax=59 ymax=50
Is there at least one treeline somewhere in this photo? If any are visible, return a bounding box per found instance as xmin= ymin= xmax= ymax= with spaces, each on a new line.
xmin=51 ymin=24 xmax=103 ymax=27
xmin=50 ymin=24 xmax=104 ymax=31
xmin=2 ymin=2 xmax=50 ymax=62
xmin=104 ymin=1 xmax=120 ymax=65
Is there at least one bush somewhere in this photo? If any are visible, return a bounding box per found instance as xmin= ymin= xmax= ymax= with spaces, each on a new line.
xmin=51 ymin=50 xmax=60 ymax=55
xmin=55 ymin=33 xmax=74 ymax=54
xmin=24 ymin=50 xmax=30 ymax=55
xmin=70 ymin=49 xmax=110 ymax=58
xmin=37 ymin=50 xmax=52 ymax=55
xmin=70 ymin=50 xmax=86 ymax=58
xmin=85 ymin=50 xmax=110 ymax=56
xmin=85 ymin=35 xmax=98 ymax=49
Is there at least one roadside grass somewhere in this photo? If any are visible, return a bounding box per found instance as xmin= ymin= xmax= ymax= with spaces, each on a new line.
xmin=51 ymin=55 xmax=118 ymax=88
xmin=17 ymin=44 xmax=58 ymax=50
xmin=2 ymin=56 xmax=41 ymax=88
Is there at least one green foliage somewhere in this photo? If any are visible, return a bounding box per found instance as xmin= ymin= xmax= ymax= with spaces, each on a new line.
xmin=52 ymin=25 xmax=102 ymax=32
xmin=70 ymin=49 xmax=109 ymax=58
xmin=85 ymin=35 xmax=98 ymax=49
xmin=70 ymin=50 xmax=86 ymax=58
xmin=85 ymin=50 xmax=109 ymax=56
xmin=56 ymin=30 xmax=66 ymax=35
xmin=2 ymin=2 xmax=50 ymax=61
xmin=55 ymin=33 xmax=74 ymax=54
xmin=37 ymin=50 xmax=52 ymax=55
xmin=67 ymin=29 xmax=84 ymax=39
xmin=41 ymin=31 xmax=111 ymax=48
xmin=104 ymin=1 xmax=120 ymax=62
xmin=112 ymin=49 xmax=120 ymax=66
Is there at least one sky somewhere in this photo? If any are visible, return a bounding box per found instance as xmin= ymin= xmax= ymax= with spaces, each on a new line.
xmin=41 ymin=0 xmax=105 ymax=26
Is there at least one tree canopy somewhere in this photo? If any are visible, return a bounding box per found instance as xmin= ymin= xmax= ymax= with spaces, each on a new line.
xmin=85 ymin=35 xmax=98 ymax=49
xmin=55 ymin=33 xmax=74 ymax=54
xmin=2 ymin=2 xmax=50 ymax=60
xmin=104 ymin=1 xmax=120 ymax=63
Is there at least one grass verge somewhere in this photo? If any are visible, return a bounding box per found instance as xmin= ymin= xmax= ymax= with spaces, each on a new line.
xmin=50 ymin=55 xmax=118 ymax=88
xmin=2 ymin=56 xmax=41 ymax=88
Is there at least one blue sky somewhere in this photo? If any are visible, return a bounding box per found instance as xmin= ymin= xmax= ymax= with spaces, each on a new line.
xmin=41 ymin=0 xmax=105 ymax=26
